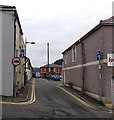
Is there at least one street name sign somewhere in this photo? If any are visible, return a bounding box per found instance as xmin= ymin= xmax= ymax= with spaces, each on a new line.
xmin=12 ymin=57 xmax=21 ymax=66
xmin=107 ymin=54 xmax=114 ymax=66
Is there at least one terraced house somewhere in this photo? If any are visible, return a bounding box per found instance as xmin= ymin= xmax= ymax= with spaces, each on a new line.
xmin=0 ymin=5 xmax=25 ymax=96
xmin=62 ymin=17 xmax=114 ymax=107
xmin=40 ymin=63 xmax=62 ymax=78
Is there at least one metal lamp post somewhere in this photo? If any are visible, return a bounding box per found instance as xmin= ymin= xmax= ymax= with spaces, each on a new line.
xmin=24 ymin=37 xmax=35 ymax=85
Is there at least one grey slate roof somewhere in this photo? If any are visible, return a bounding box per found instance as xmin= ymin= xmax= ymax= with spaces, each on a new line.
xmin=101 ymin=16 xmax=114 ymax=23
xmin=40 ymin=63 xmax=62 ymax=68
xmin=54 ymin=59 xmax=63 ymax=65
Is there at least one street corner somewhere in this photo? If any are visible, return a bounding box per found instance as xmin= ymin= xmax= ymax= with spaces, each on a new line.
xmin=57 ymin=84 xmax=114 ymax=114
xmin=0 ymin=78 xmax=36 ymax=105
xmin=105 ymin=103 xmax=114 ymax=109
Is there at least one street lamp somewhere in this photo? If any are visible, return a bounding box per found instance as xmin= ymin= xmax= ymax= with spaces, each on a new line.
xmin=24 ymin=37 xmax=35 ymax=85
xmin=26 ymin=42 xmax=35 ymax=44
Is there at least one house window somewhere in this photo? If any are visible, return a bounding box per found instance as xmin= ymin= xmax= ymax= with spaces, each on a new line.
xmin=44 ymin=68 xmax=47 ymax=72
xmin=64 ymin=53 xmax=67 ymax=64
xmin=50 ymin=67 xmax=54 ymax=73
xmin=72 ymin=46 xmax=76 ymax=62
xmin=58 ymin=68 xmax=60 ymax=72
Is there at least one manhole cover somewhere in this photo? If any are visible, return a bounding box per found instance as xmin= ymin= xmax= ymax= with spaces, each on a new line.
xmin=54 ymin=110 xmax=69 ymax=116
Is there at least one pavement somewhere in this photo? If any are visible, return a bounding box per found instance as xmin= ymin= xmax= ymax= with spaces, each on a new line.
xmin=59 ymin=84 xmax=113 ymax=113
xmin=1 ymin=78 xmax=33 ymax=103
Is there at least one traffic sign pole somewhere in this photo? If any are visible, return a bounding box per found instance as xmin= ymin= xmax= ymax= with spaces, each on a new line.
xmin=97 ymin=52 xmax=102 ymax=104
xmin=98 ymin=59 xmax=102 ymax=104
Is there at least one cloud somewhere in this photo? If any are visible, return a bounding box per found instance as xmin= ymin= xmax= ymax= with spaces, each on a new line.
xmin=1 ymin=0 xmax=113 ymax=67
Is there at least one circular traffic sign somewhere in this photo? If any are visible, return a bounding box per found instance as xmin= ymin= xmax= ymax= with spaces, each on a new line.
xmin=12 ymin=57 xmax=21 ymax=66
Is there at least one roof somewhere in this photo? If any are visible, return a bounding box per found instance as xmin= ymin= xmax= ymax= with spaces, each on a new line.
xmin=101 ymin=16 xmax=114 ymax=23
xmin=54 ymin=59 xmax=63 ymax=65
xmin=62 ymin=16 xmax=114 ymax=54
xmin=40 ymin=63 xmax=62 ymax=68
xmin=0 ymin=5 xmax=16 ymax=9
xmin=0 ymin=5 xmax=23 ymax=35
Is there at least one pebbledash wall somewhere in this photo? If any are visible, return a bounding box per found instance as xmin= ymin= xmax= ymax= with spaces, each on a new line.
xmin=62 ymin=17 xmax=114 ymax=105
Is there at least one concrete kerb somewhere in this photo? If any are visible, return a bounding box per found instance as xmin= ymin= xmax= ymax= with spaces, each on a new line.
xmin=15 ymin=80 xmax=32 ymax=102
xmin=60 ymin=83 xmax=113 ymax=113
xmin=1 ymin=78 xmax=33 ymax=103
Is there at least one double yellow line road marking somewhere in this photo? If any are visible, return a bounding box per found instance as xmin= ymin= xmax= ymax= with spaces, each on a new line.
xmin=57 ymin=86 xmax=114 ymax=114
xmin=43 ymin=79 xmax=113 ymax=114
xmin=0 ymin=79 xmax=36 ymax=105
xmin=0 ymin=78 xmax=113 ymax=115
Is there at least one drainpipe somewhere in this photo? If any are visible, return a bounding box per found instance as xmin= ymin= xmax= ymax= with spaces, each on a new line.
xmin=13 ymin=12 xmax=17 ymax=97
xmin=81 ymin=42 xmax=85 ymax=91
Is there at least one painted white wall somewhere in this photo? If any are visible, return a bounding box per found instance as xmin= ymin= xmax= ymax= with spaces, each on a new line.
xmin=26 ymin=68 xmax=32 ymax=80
xmin=1 ymin=11 xmax=14 ymax=96
xmin=0 ymin=11 xmax=2 ymax=118
xmin=0 ymin=12 xmax=2 ymax=96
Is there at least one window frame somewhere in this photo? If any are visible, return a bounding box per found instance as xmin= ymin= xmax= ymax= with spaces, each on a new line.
xmin=64 ymin=53 xmax=67 ymax=65
xmin=72 ymin=46 xmax=76 ymax=62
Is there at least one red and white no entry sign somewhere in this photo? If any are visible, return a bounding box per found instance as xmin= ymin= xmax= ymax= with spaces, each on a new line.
xmin=12 ymin=57 xmax=21 ymax=66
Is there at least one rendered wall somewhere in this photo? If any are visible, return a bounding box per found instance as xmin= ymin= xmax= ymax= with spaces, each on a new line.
xmin=0 ymin=10 xmax=2 ymax=120
xmin=1 ymin=11 xmax=14 ymax=96
xmin=63 ymin=25 xmax=113 ymax=103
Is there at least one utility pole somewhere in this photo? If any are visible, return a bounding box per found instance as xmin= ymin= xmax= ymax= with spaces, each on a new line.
xmin=47 ymin=42 xmax=49 ymax=79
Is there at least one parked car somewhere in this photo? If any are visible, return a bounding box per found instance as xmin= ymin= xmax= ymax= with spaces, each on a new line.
xmin=32 ymin=73 xmax=36 ymax=78
xmin=52 ymin=75 xmax=60 ymax=81
xmin=48 ymin=74 xmax=53 ymax=79
xmin=45 ymin=74 xmax=51 ymax=79
xmin=35 ymin=72 xmax=41 ymax=78
xmin=59 ymin=75 xmax=63 ymax=79
xmin=45 ymin=74 xmax=49 ymax=79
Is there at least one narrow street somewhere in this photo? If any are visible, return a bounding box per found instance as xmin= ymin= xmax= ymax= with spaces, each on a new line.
xmin=2 ymin=78 xmax=112 ymax=119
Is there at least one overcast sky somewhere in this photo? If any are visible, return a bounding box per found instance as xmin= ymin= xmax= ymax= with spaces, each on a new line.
xmin=0 ymin=0 xmax=113 ymax=67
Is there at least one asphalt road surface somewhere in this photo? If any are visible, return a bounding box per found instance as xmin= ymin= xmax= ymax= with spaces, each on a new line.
xmin=2 ymin=78 xmax=112 ymax=119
